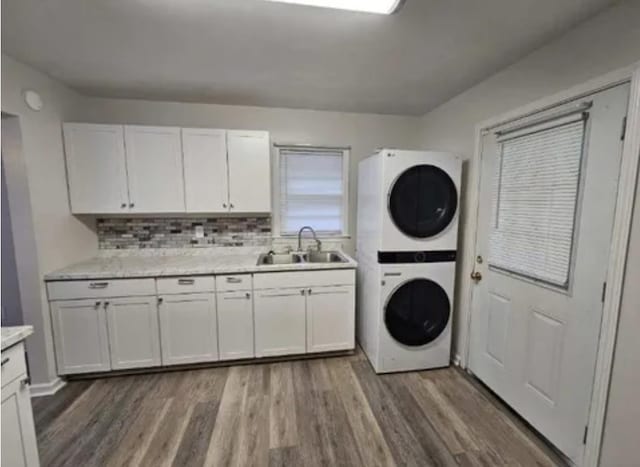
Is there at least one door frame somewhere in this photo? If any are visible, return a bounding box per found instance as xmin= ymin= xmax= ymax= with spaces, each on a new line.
xmin=460 ymin=63 xmax=640 ymax=467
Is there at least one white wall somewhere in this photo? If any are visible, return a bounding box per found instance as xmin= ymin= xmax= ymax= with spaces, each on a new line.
xmin=599 ymin=165 xmax=640 ymax=467
xmin=76 ymin=97 xmax=422 ymax=254
xmin=1 ymin=158 xmax=23 ymax=325
xmin=416 ymin=0 xmax=640 ymax=357
xmin=1 ymin=55 xmax=98 ymax=387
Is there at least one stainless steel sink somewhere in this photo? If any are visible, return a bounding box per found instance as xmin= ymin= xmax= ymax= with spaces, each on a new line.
xmin=256 ymin=253 xmax=304 ymax=265
xmin=303 ymin=251 xmax=348 ymax=263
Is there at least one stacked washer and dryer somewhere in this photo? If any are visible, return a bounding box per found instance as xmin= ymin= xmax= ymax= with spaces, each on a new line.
xmin=356 ymin=149 xmax=461 ymax=373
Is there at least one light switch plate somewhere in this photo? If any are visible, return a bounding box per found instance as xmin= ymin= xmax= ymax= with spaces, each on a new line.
xmin=194 ymin=225 xmax=205 ymax=238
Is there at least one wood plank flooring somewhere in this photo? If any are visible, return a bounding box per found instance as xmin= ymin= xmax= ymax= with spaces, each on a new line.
xmin=32 ymin=350 xmax=565 ymax=467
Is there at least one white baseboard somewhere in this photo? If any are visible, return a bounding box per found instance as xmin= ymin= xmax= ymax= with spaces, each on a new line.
xmin=30 ymin=377 xmax=66 ymax=398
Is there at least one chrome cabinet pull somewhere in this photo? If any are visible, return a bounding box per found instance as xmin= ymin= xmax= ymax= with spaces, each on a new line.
xmin=226 ymin=277 xmax=242 ymax=284
xmin=178 ymin=279 xmax=195 ymax=285
xmin=94 ymin=301 xmax=101 ymax=308
xmin=229 ymin=203 xmax=234 ymax=209
xmin=121 ymin=203 xmax=126 ymax=208
xmin=245 ymin=292 xmax=251 ymax=299
xmin=89 ymin=282 xmax=109 ymax=289
xmin=21 ymin=377 xmax=30 ymax=387
xmin=129 ymin=203 xmax=135 ymax=208
xmin=308 ymin=288 xmax=312 ymax=295
xmin=223 ymin=203 xmax=227 ymax=208
xmin=103 ymin=301 xmax=110 ymax=308
xmin=1 ymin=357 xmax=10 ymax=366
xmin=158 ymin=297 xmax=164 ymax=305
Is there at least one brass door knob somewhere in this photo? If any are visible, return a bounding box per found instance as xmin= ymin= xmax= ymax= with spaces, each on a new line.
xmin=470 ymin=271 xmax=483 ymax=282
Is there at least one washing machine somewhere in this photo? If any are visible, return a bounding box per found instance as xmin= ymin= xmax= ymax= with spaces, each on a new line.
xmin=358 ymin=149 xmax=461 ymax=253
xmin=356 ymin=149 xmax=459 ymax=373
xmin=357 ymin=254 xmax=454 ymax=373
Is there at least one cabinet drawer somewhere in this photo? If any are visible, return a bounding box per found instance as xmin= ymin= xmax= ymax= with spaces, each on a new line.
xmin=253 ymin=269 xmax=355 ymax=290
xmin=157 ymin=276 xmax=215 ymax=295
xmin=47 ymin=278 xmax=156 ymax=300
xmin=1 ymin=342 xmax=27 ymax=388
xmin=216 ymin=274 xmax=252 ymax=292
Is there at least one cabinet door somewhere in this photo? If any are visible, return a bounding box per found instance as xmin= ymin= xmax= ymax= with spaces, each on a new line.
xmin=254 ymin=288 xmax=306 ymax=357
xmin=50 ymin=299 xmax=111 ymax=374
xmin=106 ymin=297 xmax=161 ymax=370
xmin=306 ymin=286 xmax=355 ymax=353
xmin=217 ymin=291 xmax=254 ymax=360
xmin=1 ymin=378 xmax=39 ymax=467
xmin=124 ymin=125 xmax=185 ymax=213
xmin=63 ymin=123 xmax=129 ymax=214
xmin=158 ymin=293 xmax=218 ymax=365
xmin=227 ymin=130 xmax=271 ymax=213
xmin=182 ymin=128 xmax=229 ymax=213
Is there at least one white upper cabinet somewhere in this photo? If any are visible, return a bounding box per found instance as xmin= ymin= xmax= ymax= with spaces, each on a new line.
xmin=62 ymin=123 xmax=271 ymax=214
xmin=124 ymin=125 xmax=185 ymax=213
xmin=182 ymin=128 xmax=229 ymax=213
xmin=63 ymin=123 xmax=129 ymax=214
xmin=227 ymin=130 xmax=271 ymax=213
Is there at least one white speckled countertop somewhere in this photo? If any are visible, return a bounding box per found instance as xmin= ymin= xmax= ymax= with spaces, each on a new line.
xmin=1 ymin=326 xmax=34 ymax=351
xmin=44 ymin=247 xmax=357 ymax=281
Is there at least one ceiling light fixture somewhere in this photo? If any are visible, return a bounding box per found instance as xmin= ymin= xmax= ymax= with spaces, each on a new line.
xmin=263 ymin=0 xmax=403 ymax=15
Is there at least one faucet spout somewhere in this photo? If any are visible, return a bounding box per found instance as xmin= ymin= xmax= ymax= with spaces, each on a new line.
xmin=297 ymin=226 xmax=322 ymax=252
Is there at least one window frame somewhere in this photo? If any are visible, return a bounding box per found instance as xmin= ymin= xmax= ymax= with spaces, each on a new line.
xmin=273 ymin=145 xmax=350 ymax=238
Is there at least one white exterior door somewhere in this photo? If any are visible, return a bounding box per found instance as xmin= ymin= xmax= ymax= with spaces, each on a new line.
xmin=254 ymin=288 xmax=306 ymax=357
xmin=468 ymin=84 xmax=630 ymax=462
xmin=306 ymin=286 xmax=355 ymax=353
xmin=106 ymin=296 xmax=161 ymax=370
xmin=217 ymin=291 xmax=255 ymax=360
xmin=63 ymin=123 xmax=129 ymax=214
xmin=158 ymin=293 xmax=218 ymax=365
xmin=124 ymin=125 xmax=185 ymax=213
xmin=227 ymin=130 xmax=271 ymax=213
xmin=182 ymin=128 xmax=229 ymax=213
xmin=50 ymin=299 xmax=111 ymax=374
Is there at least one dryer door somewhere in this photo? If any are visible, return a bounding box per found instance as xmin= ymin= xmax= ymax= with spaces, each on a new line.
xmin=388 ymin=164 xmax=458 ymax=238
xmin=384 ymin=278 xmax=450 ymax=346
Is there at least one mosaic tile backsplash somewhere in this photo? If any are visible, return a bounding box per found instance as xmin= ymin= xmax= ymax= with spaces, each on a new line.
xmin=97 ymin=217 xmax=272 ymax=249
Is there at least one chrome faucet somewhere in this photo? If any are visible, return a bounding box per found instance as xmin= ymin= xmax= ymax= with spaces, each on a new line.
xmin=297 ymin=226 xmax=322 ymax=252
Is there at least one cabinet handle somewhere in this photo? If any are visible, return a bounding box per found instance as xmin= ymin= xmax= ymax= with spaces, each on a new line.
xmin=21 ymin=377 xmax=30 ymax=387
xmin=129 ymin=203 xmax=135 ymax=208
xmin=103 ymin=301 xmax=110 ymax=308
xmin=245 ymin=292 xmax=251 ymax=299
xmin=223 ymin=203 xmax=227 ymax=208
xmin=1 ymin=357 xmax=9 ymax=366
xmin=308 ymin=288 xmax=312 ymax=295
xmin=89 ymin=282 xmax=109 ymax=289
xmin=178 ymin=279 xmax=195 ymax=285
xmin=300 ymin=289 xmax=305 ymax=295
xmin=158 ymin=297 xmax=164 ymax=305
xmin=121 ymin=203 xmax=126 ymax=208
xmin=94 ymin=301 xmax=101 ymax=308
xmin=226 ymin=277 xmax=242 ymax=284
xmin=229 ymin=203 xmax=234 ymax=209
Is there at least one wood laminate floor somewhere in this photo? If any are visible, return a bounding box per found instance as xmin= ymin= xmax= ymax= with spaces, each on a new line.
xmin=33 ymin=350 xmax=565 ymax=467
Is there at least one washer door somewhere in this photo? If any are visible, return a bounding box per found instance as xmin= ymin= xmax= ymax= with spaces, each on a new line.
xmin=388 ymin=164 xmax=458 ymax=238
xmin=384 ymin=279 xmax=450 ymax=346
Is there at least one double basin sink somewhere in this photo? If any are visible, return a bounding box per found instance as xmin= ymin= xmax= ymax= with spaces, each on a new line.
xmin=257 ymin=251 xmax=348 ymax=266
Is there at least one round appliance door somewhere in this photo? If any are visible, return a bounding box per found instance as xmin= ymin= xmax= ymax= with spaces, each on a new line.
xmin=388 ymin=164 xmax=458 ymax=238
xmin=384 ymin=279 xmax=450 ymax=346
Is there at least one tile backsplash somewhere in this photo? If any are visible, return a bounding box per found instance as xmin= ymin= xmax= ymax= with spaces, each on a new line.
xmin=97 ymin=217 xmax=272 ymax=249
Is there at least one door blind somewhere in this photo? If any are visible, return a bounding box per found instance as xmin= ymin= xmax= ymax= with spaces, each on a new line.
xmin=489 ymin=115 xmax=587 ymax=288
xmin=280 ymin=148 xmax=345 ymax=235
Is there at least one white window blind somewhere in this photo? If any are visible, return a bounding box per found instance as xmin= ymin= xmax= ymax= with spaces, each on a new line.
xmin=488 ymin=114 xmax=587 ymax=288
xmin=279 ymin=148 xmax=347 ymax=235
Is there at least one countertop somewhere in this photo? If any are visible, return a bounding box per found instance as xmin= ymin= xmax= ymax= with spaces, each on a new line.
xmin=1 ymin=326 xmax=34 ymax=351
xmin=45 ymin=247 xmax=357 ymax=281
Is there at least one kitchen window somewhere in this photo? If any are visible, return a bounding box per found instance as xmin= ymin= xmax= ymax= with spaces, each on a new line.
xmin=276 ymin=146 xmax=349 ymax=236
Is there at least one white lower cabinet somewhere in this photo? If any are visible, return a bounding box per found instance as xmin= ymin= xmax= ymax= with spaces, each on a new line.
xmin=1 ymin=342 xmax=40 ymax=467
xmin=106 ymin=296 xmax=161 ymax=370
xmin=306 ymin=285 xmax=355 ymax=353
xmin=158 ymin=293 xmax=218 ymax=365
xmin=254 ymin=288 xmax=306 ymax=357
xmin=217 ymin=291 xmax=255 ymax=360
xmin=51 ymin=299 xmax=111 ymax=374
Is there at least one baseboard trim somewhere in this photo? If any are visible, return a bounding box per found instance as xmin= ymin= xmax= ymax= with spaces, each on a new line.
xmin=30 ymin=377 xmax=66 ymax=398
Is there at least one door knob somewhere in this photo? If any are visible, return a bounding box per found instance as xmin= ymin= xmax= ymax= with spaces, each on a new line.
xmin=470 ymin=271 xmax=483 ymax=282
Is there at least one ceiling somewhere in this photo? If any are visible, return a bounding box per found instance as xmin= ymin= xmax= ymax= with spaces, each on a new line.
xmin=2 ymin=0 xmax=615 ymax=115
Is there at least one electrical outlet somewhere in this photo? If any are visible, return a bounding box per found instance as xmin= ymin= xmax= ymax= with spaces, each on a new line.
xmin=194 ymin=225 xmax=205 ymax=238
